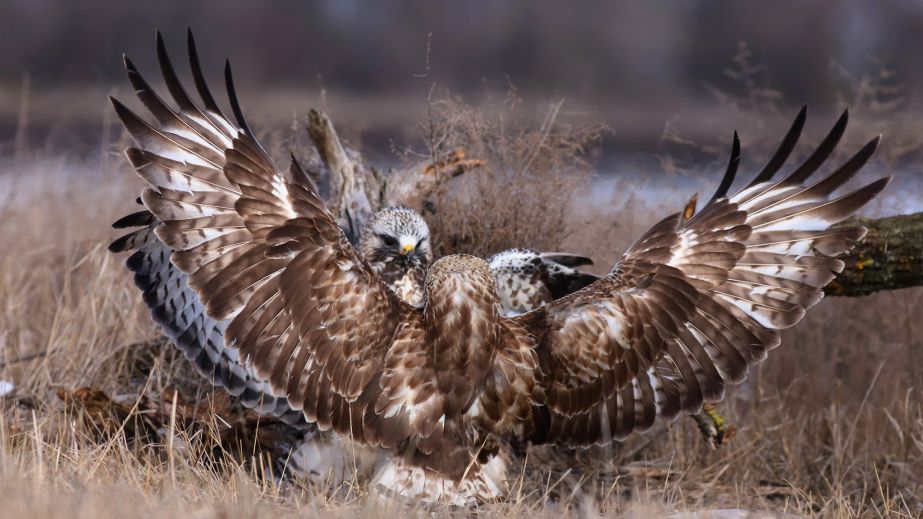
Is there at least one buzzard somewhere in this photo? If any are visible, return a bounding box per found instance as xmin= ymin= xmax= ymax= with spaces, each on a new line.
xmin=108 ymin=203 xmax=432 ymax=426
xmin=359 ymin=206 xmax=432 ymax=308
xmin=106 ymin=29 xmax=443 ymax=430
xmin=488 ymin=249 xmax=599 ymax=316
xmin=110 ymin=31 xmax=889 ymax=504
xmin=108 ymin=30 xmax=614 ymax=486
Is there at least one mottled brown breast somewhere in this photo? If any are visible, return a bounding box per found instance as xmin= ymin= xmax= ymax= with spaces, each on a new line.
xmin=374 ymin=260 xmax=428 ymax=308
xmin=424 ymin=255 xmax=502 ymax=419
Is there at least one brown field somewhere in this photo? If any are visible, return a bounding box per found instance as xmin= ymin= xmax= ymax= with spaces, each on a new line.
xmin=0 ymin=91 xmax=921 ymax=519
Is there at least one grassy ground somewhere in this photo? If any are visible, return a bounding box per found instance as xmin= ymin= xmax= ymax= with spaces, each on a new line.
xmin=0 ymin=95 xmax=921 ymax=518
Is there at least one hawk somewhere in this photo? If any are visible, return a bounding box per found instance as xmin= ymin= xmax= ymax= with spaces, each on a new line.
xmin=488 ymin=249 xmax=599 ymax=316
xmin=110 ymin=31 xmax=889 ymax=504
xmin=105 ymin=29 xmax=439 ymax=431
xmin=359 ymin=206 xmax=432 ymax=308
xmin=108 ymin=30 xmax=611 ymax=485
xmin=108 ymin=203 xmax=432 ymax=425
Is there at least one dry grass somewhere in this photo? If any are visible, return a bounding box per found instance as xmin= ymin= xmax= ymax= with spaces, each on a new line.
xmin=0 ymin=88 xmax=921 ymax=518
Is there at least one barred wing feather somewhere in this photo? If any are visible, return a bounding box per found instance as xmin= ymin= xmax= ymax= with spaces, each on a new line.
xmin=518 ymin=107 xmax=889 ymax=446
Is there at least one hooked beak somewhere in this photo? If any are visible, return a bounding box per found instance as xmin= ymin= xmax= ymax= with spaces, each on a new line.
xmin=400 ymin=244 xmax=415 ymax=256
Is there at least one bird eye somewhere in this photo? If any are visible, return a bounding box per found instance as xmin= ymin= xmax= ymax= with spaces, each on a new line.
xmin=379 ymin=234 xmax=398 ymax=247
xmin=416 ymin=237 xmax=427 ymax=247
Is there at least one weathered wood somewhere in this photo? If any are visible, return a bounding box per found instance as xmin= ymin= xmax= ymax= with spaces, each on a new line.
xmin=306 ymin=109 xmax=376 ymax=242
xmin=828 ymin=212 xmax=923 ymax=296
xmin=383 ymin=149 xmax=484 ymax=210
xmin=304 ymin=108 xmax=483 ymax=240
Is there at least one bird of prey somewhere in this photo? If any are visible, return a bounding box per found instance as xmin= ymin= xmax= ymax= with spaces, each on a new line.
xmin=108 ymin=204 xmax=432 ymax=425
xmin=359 ymin=206 xmax=432 ymax=308
xmin=110 ymin=31 xmax=888 ymax=504
xmin=105 ymin=29 xmax=436 ymax=433
xmin=488 ymin=249 xmax=600 ymax=316
xmin=489 ymin=248 xmax=736 ymax=448
xmin=108 ymin=30 xmax=608 ymax=485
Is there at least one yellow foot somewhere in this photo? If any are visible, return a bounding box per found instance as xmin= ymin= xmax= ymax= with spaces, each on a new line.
xmin=691 ymin=403 xmax=737 ymax=449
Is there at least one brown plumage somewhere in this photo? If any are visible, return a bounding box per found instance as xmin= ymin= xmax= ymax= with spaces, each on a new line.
xmin=107 ymin=31 xmax=433 ymax=435
xmin=111 ymin=32 xmax=890 ymax=504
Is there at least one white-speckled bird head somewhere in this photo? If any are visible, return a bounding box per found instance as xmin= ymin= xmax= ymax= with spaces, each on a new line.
xmin=487 ymin=248 xmax=543 ymax=275
xmin=360 ymin=206 xmax=432 ymax=267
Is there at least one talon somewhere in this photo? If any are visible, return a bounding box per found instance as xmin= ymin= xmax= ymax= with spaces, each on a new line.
xmin=692 ymin=403 xmax=735 ymax=449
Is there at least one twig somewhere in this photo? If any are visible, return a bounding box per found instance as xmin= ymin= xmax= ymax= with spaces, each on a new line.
xmin=416 ymin=32 xmax=440 ymax=175
xmin=519 ymin=99 xmax=565 ymax=176
xmin=0 ymin=350 xmax=51 ymax=370
xmin=167 ymin=388 xmax=179 ymax=489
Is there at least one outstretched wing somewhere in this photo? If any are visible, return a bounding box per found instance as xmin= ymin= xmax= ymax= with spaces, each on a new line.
xmin=113 ymin=31 xmax=448 ymax=454
xmin=515 ymin=107 xmax=889 ymax=446
xmin=109 ymin=204 xmax=307 ymax=426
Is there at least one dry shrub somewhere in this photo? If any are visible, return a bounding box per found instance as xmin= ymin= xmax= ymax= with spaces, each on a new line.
xmin=662 ymin=40 xmax=923 ymax=183
xmin=408 ymin=89 xmax=607 ymax=258
xmin=829 ymin=57 xmax=923 ymax=168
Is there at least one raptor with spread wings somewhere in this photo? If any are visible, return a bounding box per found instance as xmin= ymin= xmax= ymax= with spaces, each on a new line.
xmin=111 ymin=31 xmax=888 ymax=504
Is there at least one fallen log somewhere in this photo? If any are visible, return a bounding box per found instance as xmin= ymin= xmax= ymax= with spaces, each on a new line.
xmin=828 ymin=212 xmax=923 ymax=296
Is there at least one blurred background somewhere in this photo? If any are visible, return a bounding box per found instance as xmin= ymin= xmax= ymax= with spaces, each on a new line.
xmin=1 ymin=0 xmax=922 ymax=211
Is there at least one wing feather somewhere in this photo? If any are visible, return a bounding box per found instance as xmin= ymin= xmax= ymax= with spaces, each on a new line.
xmin=108 ymin=207 xmax=307 ymax=426
xmin=515 ymin=107 xmax=890 ymax=446
xmin=114 ymin=31 xmax=455 ymax=458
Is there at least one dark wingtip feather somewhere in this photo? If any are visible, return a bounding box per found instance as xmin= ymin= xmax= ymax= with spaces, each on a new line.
xmin=108 ymin=237 xmax=128 ymax=253
xmin=110 ymin=99 xmax=156 ymax=147
xmin=783 ymin=108 xmax=849 ymax=186
xmin=812 ymin=134 xmax=881 ymax=197
xmin=124 ymin=147 xmax=145 ymax=167
xmin=155 ymin=29 xmax=199 ymax=113
xmin=711 ymin=131 xmax=740 ymax=201
xmin=154 ymin=32 xmax=173 ymax=79
xmin=108 ymin=231 xmax=139 ymax=253
xmin=850 ymin=175 xmax=892 ymax=213
xmin=865 ymin=175 xmax=892 ymax=197
xmin=112 ymin=210 xmax=155 ymax=229
xmin=109 ymin=96 xmax=138 ymax=127
xmin=828 ymin=176 xmax=892 ymax=223
xmin=224 ymin=59 xmax=253 ymax=136
xmin=186 ymin=29 xmax=222 ymax=114
xmin=747 ymin=105 xmax=807 ymax=188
